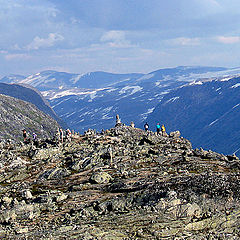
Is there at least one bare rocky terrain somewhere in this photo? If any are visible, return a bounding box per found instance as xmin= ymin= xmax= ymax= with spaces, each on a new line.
xmin=0 ymin=94 xmax=59 ymax=141
xmin=0 ymin=125 xmax=240 ymax=239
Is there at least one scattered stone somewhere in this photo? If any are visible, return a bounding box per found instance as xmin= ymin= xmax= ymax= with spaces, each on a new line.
xmin=90 ymin=171 xmax=112 ymax=184
xmin=21 ymin=189 xmax=33 ymax=200
xmin=0 ymin=125 xmax=239 ymax=239
xmin=169 ymin=131 xmax=181 ymax=138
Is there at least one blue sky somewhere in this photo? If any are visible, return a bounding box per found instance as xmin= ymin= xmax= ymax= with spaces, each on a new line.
xmin=0 ymin=0 xmax=240 ymax=77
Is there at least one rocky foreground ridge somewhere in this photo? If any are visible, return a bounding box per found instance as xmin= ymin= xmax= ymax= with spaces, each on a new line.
xmin=0 ymin=126 xmax=240 ymax=239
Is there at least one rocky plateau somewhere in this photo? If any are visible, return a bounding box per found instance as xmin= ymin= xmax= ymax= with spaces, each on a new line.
xmin=0 ymin=124 xmax=240 ymax=239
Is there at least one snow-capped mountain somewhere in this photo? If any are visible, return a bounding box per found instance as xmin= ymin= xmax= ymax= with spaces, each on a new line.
xmin=40 ymin=66 xmax=240 ymax=133
xmin=3 ymin=70 xmax=143 ymax=91
xmin=146 ymin=75 xmax=240 ymax=155
xmin=2 ymin=66 xmax=240 ymax=139
xmin=49 ymin=78 xmax=186 ymax=132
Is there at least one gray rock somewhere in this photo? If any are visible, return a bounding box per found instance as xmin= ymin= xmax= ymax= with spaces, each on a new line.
xmin=90 ymin=171 xmax=112 ymax=184
xmin=169 ymin=131 xmax=181 ymax=138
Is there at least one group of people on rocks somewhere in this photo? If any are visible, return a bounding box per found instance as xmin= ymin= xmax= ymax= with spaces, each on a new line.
xmin=56 ymin=128 xmax=72 ymax=143
xmin=144 ymin=122 xmax=166 ymax=135
xmin=22 ymin=115 xmax=166 ymax=143
xmin=22 ymin=128 xmax=73 ymax=144
xmin=115 ymin=114 xmax=167 ymax=135
xmin=22 ymin=129 xmax=38 ymax=143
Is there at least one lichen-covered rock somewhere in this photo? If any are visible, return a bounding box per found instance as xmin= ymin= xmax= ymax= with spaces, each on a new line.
xmin=169 ymin=130 xmax=181 ymax=138
xmin=90 ymin=171 xmax=112 ymax=184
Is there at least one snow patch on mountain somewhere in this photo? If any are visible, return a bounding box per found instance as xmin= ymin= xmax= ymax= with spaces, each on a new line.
xmin=71 ymin=74 xmax=84 ymax=84
xmin=164 ymin=96 xmax=180 ymax=105
xmin=208 ymin=103 xmax=240 ymax=127
xmin=209 ymin=118 xmax=219 ymax=126
xmin=88 ymin=92 xmax=97 ymax=102
xmin=231 ymin=83 xmax=240 ymax=88
xmin=102 ymin=114 xmax=113 ymax=120
xmin=106 ymin=88 xmax=117 ymax=92
xmin=52 ymin=97 xmax=73 ymax=108
xmin=220 ymin=77 xmax=234 ymax=82
xmin=43 ymin=89 xmax=96 ymax=100
xmin=20 ymin=75 xmax=48 ymax=86
xmin=189 ymin=81 xmax=203 ymax=85
xmin=140 ymin=108 xmax=155 ymax=120
xmin=103 ymin=106 xmax=113 ymax=112
xmin=119 ymin=86 xmax=142 ymax=95
xmin=64 ymin=111 xmax=77 ymax=119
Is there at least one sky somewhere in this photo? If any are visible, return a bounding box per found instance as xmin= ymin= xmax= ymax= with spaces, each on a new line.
xmin=0 ymin=0 xmax=240 ymax=77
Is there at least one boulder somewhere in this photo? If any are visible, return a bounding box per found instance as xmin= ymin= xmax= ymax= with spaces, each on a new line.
xmin=90 ymin=171 xmax=112 ymax=184
xmin=169 ymin=131 xmax=181 ymax=138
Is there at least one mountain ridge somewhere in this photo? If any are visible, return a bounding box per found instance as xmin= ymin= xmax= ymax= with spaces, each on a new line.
xmin=0 ymin=93 xmax=60 ymax=140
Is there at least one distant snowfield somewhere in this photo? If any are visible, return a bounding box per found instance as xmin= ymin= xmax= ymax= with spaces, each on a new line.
xmin=20 ymin=75 xmax=50 ymax=86
xmin=140 ymin=107 xmax=155 ymax=120
xmin=42 ymin=87 xmax=111 ymax=100
xmin=231 ymin=83 xmax=240 ymax=88
xmin=119 ymin=86 xmax=142 ymax=95
xmin=189 ymin=81 xmax=203 ymax=86
xmin=42 ymin=89 xmax=96 ymax=100
xmin=178 ymin=68 xmax=240 ymax=82
xmin=164 ymin=96 xmax=180 ymax=105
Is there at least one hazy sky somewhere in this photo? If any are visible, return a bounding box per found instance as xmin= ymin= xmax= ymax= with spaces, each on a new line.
xmin=0 ymin=0 xmax=240 ymax=77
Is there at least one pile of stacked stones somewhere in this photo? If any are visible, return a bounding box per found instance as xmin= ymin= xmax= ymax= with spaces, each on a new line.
xmin=0 ymin=125 xmax=239 ymax=239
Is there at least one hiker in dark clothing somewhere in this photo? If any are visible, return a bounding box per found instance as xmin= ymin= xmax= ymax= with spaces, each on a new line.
xmin=144 ymin=122 xmax=149 ymax=131
xmin=156 ymin=123 xmax=161 ymax=135
xmin=22 ymin=129 xmax=27 ymax=141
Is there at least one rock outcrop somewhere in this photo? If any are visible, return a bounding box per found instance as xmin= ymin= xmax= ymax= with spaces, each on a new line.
xmin=0 ymin=125 xmax=239 ymax=239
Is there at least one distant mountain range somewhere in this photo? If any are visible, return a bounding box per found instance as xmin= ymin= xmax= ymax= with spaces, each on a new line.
xmin=2 ymin=66 xmax=240 ymax=154
xmin=146 ymin=75 xmax=240 ymax=155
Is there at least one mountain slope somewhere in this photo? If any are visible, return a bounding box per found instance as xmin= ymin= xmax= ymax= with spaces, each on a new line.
xmin=0 ymin=94 xmax=60 ymax=140
xmin=146 ymin=75 xmax=240 ymax=155
xmin=0 ymin=83 xmax=66 ymax=128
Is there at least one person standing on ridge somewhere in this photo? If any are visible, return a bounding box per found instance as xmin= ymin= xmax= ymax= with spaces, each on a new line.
xmin=60 ymin=129 xmax=64 ymax=143
xmin=156 ymin=123 xmax=161 ymax=135
xmin=22 ymin=129 xmax=27 ymax=141
xmin=66 ymin=129 xmax=72 ymax=142
xmin=115 ymin=114 xmax=122 ymax=127
xmin=32 ymin=132 xmax=37 ymax=141
xmin=161 ymin=124 xmax=166 ymax=136
xmin=144 ymin=122 xmax=149 ymax=131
